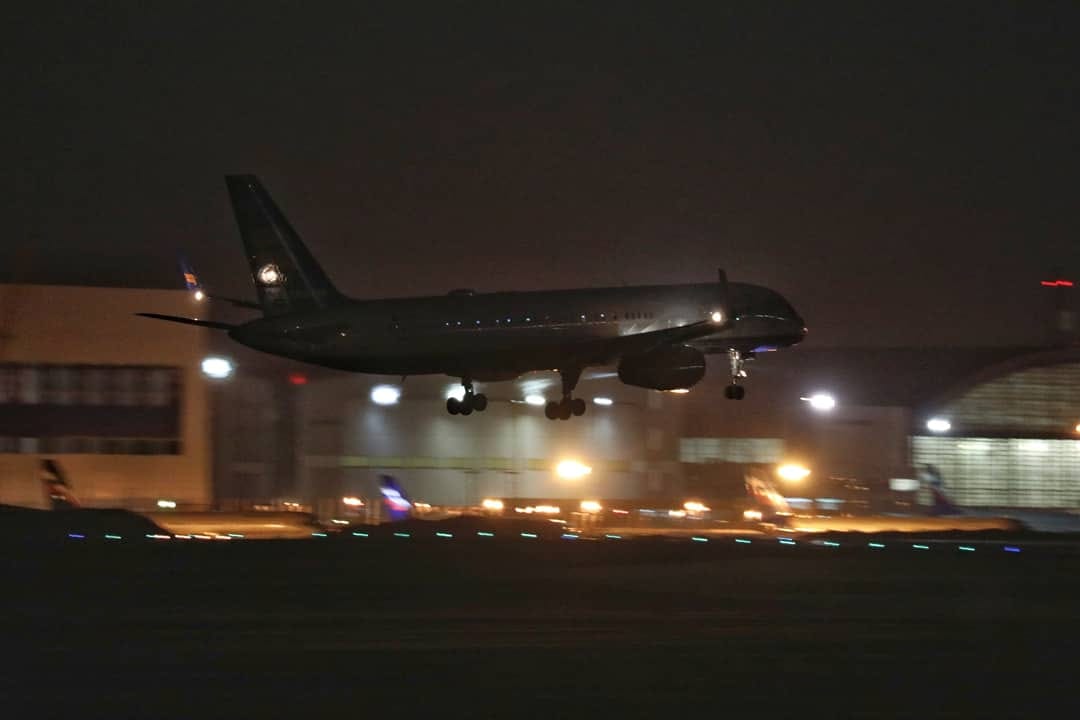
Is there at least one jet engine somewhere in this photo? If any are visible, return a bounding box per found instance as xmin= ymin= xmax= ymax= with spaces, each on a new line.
xmin=617 ymin=345 xmax=706 ymax=391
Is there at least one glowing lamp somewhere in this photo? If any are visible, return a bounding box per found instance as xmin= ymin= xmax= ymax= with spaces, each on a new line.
xmin=776 ymin=463 xmax=811 ymax=482
xmin=926 ymin=418 xmax=951 ymax=433
xmin=201 ymin=356 xmax=233 ymax=379
xmin=555 ymin=460 xmax=592 ymax=480
xmin=371 ymin=385 xmax=401 ymax=405
xmin=580 ymin=500 xmax=602 ymax=513
xmin=524 ymin=394 xmax=546 ymax=406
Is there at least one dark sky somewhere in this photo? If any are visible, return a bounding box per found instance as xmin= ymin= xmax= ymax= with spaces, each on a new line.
xmin=3 ymin=2 xmax=1079 ymax=347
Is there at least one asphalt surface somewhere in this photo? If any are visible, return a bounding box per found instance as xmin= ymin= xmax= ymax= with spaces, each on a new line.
xmin=3 ymin=535 xmax=1078 ymax=719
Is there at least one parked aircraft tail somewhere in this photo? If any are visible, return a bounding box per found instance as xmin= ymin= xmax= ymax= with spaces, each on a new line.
xmin=225 ymin=175 xmax=346 ymax=317
xmin=41 ymin=459 xmax=80 ymax=510
xmin=378 ymin=474 xmax=413 ymax=522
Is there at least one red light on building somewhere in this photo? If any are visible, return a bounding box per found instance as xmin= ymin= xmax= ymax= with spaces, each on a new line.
xmin=1041 ymin=280 xmax=1074 ymax=287
xmin=288 ymin=372 xmax=308 ymax=386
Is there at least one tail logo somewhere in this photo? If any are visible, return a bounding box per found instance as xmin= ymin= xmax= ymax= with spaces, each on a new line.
xmin=257 ymin=263 xmax=286 ymax=287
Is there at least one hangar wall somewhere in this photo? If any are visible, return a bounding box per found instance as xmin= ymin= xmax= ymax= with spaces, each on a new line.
xmin=0 ymin=285 xmax=210 ymax=509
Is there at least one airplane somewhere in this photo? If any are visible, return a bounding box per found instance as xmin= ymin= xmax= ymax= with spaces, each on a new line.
xmin=923 ymin=465 xmax=1080 ymax=533
xmin=139 ymin=175 xmax=806 ymax=420
xmin=32 ymin=458 xmax=320 ymax=539
xmin=743 ymin=471 xmax=1024 ymax=533
xmin=0 ymin=459 xmax=171 ymax=541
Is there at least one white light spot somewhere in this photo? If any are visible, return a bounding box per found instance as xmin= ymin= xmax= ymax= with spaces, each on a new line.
xmin=926 ymin=417 xmax=951 ymax=433
xmin=257 ymin=263 xmax=285 ymax=286
xmin=592 ymin=396 xmax=614 ymax=406
xmin=524 ymin=394 xmax=546 ymax=406
xmin=445 ymin=385 xmax=466 ymax=401
xmin=710 ymin=310 xmax=724 ymax=323
xmin=371 ymin=385 xmax=401 ymax=405
xmin=201 ymin=356 xmax=233 ymax=379
xmin=802 ymin=393 xmax=836 ymax=412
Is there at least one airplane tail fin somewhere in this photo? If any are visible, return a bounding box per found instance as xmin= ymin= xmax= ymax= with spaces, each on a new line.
xmin=378 ymin=474 xmax=413 ymax=523
xmin=225 ymin=175 xmax=346 ymax=317
xmin=921 ymin=464 xmax=961 ymax=515
xmin=744 ymin=471 xmax=792 ymax=521
xmin=41 ymin=459 xmax=80 ymax=510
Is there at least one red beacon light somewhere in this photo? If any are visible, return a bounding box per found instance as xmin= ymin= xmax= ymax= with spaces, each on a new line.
xmin=288 ymin=372 xmax=309 ymax=386
xmin=1040 ymin=279 xmax=1074 ymax=287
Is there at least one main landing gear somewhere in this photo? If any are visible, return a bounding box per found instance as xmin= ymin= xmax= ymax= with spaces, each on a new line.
xmin=724 ymin=349 xmax=747 ymax=400
xmin=544 ymin=366 xmax=586 ymax=421
xmin=446 ymin=378 xmax=488 ymax=415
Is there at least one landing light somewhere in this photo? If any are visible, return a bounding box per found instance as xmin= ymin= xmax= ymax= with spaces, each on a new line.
xmin=201 ymin=356 xmax=234 ymax=380
xmin=524 ymin=394 xmax=546 ymax=406
xmin=371 ymin=385 xmax=401 ymax=406
xmin=193 ymin=290 xmax=205 ymax=301
xmin=926 ymin=417 xmax=951 ymax=433
xmin=668 ymin=388 xmax=690 ymax=394
xmin=710 ymin=310 xmax=724 ymax=324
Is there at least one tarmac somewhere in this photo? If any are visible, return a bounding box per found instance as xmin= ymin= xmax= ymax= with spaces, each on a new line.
xmin=3 ymin=533 xmax=1079 ymax=718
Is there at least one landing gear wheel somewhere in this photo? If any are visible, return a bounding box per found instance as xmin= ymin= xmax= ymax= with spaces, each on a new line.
xmin=460 ymin=402 xmax=473 ymax=416
xmin=571 ymin=397 xmax=587 ymax=416
xmin=558 ymin=400 xmax=573 ymax=420
xmin=447 ymin=397 xmax=461 ymax=414
xmin=545 ymin=401 xmax=560 ymax=420
xmin=472 ymin=393 xmax=488 ymax=412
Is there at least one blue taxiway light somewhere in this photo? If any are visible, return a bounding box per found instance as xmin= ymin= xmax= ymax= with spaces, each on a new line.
xmin=68 ymin=533 xmax=84 ymax=539
xmin=735 ymin=538 xmax=752 ymax=544
xmin=1004 ymin=546 xmax=1022 ymax=553
xmin=561 ymin=533 xmax=579 ymax=540
xmin=868 ymin=542 xmax=885 ymax=549
xmin=477 ymin=531 xmax=494 ymax=537
xmin=691 ymin=537 xmax=708 ymax=543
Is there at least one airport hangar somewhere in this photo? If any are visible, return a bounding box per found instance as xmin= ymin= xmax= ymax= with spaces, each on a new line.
xmin=2 ymin=283 xmax=1079 ymax=516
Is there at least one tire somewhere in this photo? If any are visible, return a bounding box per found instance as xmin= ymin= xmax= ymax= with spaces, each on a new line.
xmin=571 ymin=397 xmax=586 ymax=416
xmin=545 ymin=402 xmax=559 ymax=420
xmin=473 ymin=393 xmax=488 ymax=412
xmin=447 ymin=397 xmax=461 ymax=414
xmin=558 ymin=401 xmax=572 ymax=420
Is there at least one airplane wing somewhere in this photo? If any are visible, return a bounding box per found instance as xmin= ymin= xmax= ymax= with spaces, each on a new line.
xmin=135 ymin=313 xmax=236 ymax=330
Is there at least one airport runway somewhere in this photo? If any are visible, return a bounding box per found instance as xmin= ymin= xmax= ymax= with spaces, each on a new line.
xmin=3 ymin=536 xmax=1078 ymax=718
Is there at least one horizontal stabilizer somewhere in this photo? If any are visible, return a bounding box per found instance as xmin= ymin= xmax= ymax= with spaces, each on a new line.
xmin=135 ymin=313 xmax=236 ymax=330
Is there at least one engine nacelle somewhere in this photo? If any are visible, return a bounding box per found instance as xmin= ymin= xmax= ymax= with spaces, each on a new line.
xmin=617 ymin=345 xmax=706 ymax=391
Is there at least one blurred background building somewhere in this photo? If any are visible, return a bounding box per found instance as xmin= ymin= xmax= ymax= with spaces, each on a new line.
xmin=0 ymin=285 xmax=210 ymax=509
xmin=3 ymin=282 xmax=1079 ymax=515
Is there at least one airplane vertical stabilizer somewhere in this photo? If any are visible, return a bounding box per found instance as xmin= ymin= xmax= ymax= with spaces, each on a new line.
xmin=225 ymin=175 xmax=346 ymax=316
xmin=41 ymin=459 xmax=81 ymax=510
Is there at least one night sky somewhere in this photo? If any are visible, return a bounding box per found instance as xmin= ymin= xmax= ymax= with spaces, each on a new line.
xmin=3 ymin=3 xmax=1079 ymax=347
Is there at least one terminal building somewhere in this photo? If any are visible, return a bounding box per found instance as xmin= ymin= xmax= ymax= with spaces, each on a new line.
xmin=3 ymin=283 xmax=1079 ymax=515
xmin=0 ymin=285 xmax=211 ymax=509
